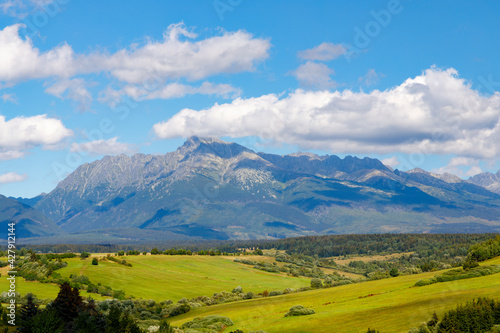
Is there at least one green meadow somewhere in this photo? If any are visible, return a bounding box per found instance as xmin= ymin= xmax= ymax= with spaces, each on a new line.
xmin=6 ymin=255 xmax=311 ymax=302
xmin=3 ymin=255 xmax=500 ymax=332
xmin=168 ymin=256 xmax=500 ymax=333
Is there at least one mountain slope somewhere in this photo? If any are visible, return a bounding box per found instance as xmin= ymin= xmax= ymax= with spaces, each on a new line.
xmin=469 ymin=170 xmax=500 ymax=194
xmin=0 ymin=195 xmax=62 ymax=238
xmin=32 ymin=137 xmax=500 ymax=240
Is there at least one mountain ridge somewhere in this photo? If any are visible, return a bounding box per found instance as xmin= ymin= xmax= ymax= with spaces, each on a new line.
xmin=4 ymin=136 xmax=500 ymax=242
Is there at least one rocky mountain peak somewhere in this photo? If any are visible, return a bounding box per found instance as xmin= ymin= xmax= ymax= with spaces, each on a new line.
xmin=177 ymin=136 xmax=253 ymax=159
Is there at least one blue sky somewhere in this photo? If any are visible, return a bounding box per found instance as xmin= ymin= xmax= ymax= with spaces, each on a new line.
xmin=0 ymin=0 xmax=499 ymax=198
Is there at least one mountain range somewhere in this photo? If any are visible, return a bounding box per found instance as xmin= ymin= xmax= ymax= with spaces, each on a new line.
xmin=3 ymin=136 xmax=500 ymax=243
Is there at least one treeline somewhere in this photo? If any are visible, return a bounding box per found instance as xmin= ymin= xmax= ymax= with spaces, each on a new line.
xmin=406 ymin=298 xmax=500 ymax=333
xmin=467 ymin=235 xmax=500 ymax=262
xmin=241 ymin=233 xmax=498 ymax=258
xmin=6 ymin=233 xmax=497 ymax=258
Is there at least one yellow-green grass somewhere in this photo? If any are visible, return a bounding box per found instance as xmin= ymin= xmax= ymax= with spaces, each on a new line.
xmin=169 ymin=256 xmax=500 ymax=333
xmin=0 ymin=276 xmax=109 ymax=301
xmin=25 ymin=255 xmax=311 ymax=302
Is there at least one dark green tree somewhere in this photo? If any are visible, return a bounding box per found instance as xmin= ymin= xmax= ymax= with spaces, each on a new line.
xmin=91 ymin=258 xmax=98 ymax=265
xmin=52 ymin=282 xmax=83 ymax=322
xmin=29 ymin=308 xmax=64 ymax=333
xmin=74 ymin=299 xmax=107 ymax=333
xmin=389 ymin=267 xmax=399 ymax=277
xmin=427 ymin=311 xmax=439 ymax=328
xmin=18 ymin=294 xmax=39 ymax=333
xmin=80 ymin=252 xmax=91 ymax=259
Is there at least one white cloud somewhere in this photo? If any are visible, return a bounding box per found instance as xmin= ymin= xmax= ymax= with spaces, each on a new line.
xmin=45 ymin=79 xmax=93 ymax=112
xmin=432 ymin=157 xmax=483 ymax=178
xmin=0 ymin=0 xmax=59 ymax=18
xmin=70 ymin=137 xmax=136 ymax=156
xmin=0 ymin=151 xmax=26 ymax=161
xmin=298 ymin=42 xmax=347 ymax=61
xmin=0 ymin=24 xmax=77 ymax=83
xmin=0 ymin=23 xmax=270 ymax=103
xmin=1 ymin=93 xmax=17 ymax=104
xmin=0 ymin=115 xmax=72 ymax=158
xmin=100 ymin=23 xmax=271 ymax=84
xmin=359 ymin=69 xmax=382 ymax=86
xmin=293 ymin=61 xmax=336 ymax=89
xmin=381 ymin=156 xmax=400 ymax=168
xmin=99 ymin=81 xmax=241 ymax=106
xmin=153 ymin=67 xmax=500 ymax=160
xmin=0 ymin=172 xmax=27 ymax=185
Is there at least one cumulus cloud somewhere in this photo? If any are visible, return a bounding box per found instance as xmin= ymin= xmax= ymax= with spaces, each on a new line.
xmin=0 ymin=172 xmax=27 ymax=185
xmin=0 ymin=151 xmax=26 ymax=161
xmin=381 ymin=156 xmax=400 ymax=169
xmin=45 ymin=79 xmax=93 ymax=112
xmin=0 ymin=115 xmax=72 ymax=158
xmin=99 ymin=23 xmax=271 ymax=84
xmin=298 ymin=42 xmax=347 ymax=61
xmin=70 ymin=137 xmax=136 ymax=156
xmin=1 ymin=93 xmax=17 ymax=104
xmin=432 ymin=157 xmax=483 ymax=178
xmin=99 ymin=81 xmax=241 ymax=106
xmin=0 ymin=0 xmax=59 ymax=18
xmin=153 ymin=67 xmax=500 ymax=160
xmin=0 ymin=23 xmax=270 ymax=93
xmin=0 ymin=24 xmax=77 ymax=83
xmin=359 ymin=69 xmax=382 ymax=86
xmin=293 ymin=61 xmax=336 ymax=89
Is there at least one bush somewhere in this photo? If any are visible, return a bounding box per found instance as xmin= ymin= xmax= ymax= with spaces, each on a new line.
xmin=284 ymin=305 xmax=315 ymax=317
xmin=310 ymin=278 xmax=323 ymax=289
xmin=232 ymin=286 xmax=243 ymax=294
xmin=80 ymin=252 xmax=91 ymax=259
xmin=92 ymin=258 xmax=98 ymax=265
xmin=168 ymin=304 xmax=190 ymax=317
xmin=181 ymin=315 xmax=234 ymax=331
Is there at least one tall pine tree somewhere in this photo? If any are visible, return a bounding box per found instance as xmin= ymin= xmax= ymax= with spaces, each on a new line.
xmin=52 ymin=282 xmax=83 ymax=323
xmin=18 ymin=294 xmax=39 ymax=333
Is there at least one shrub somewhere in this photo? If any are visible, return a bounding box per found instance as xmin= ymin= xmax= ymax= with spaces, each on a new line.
xmin=91 ymin=258 xmax=98 ymax=265
xmin=182 ymin=315 xmax=234 ymax=331
xmin=269 ymin=290 xmax=283 ymax=296
xmin=168 ymin=304 xmax=190 ymax=317
xmin=80 ymin=252 xmax=91 ymax=259
xmin=232 ymin=286 xmax=243 ymax=294
xmin=310 ymin=278 xmax=323 ymax=289
xmin=284 ymin=305 xmax=315 ymax=317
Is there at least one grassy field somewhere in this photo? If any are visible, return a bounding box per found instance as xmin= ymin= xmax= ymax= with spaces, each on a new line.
xmin=168 ymin=256 xmax=500 ymax=333
xmin=6 ymin=255 xmax=311 ymax=302
xmin=3 ymin=254 xmax=500 ymax=332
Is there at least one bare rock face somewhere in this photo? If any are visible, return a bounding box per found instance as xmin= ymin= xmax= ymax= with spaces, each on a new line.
xmin=468 ymin=171 xmax=500 ymax=194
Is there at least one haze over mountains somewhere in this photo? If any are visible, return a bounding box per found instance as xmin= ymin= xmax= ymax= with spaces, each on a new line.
xmin=2 ymin=136 xmax=500 ymax=243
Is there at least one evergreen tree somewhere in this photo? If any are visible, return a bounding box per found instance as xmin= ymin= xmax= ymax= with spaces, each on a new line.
xmin=18 ymin=294 xmax=39 ymax=333
xmin=52 ymin=282 xmax=83 ymax=322
xmin=29 ymin=309 xmax=64 ymax=333
xmin=427 ymin=311 xmax=439 ymax=328
xmin=74 ymin=299 xmax=107 ymax=333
